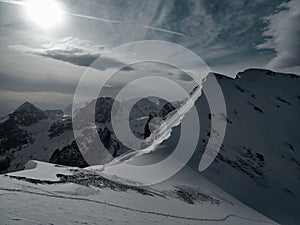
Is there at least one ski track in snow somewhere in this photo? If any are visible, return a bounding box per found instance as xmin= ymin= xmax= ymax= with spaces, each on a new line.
xmin=0 ymin=187 xmax=273 ymax=224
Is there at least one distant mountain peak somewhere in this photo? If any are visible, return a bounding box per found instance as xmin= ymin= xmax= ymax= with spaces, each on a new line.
xmin=12 ymin=101 xmax=48 ymax=126
xmin=17 ymin=101 xmax=42 ymax=112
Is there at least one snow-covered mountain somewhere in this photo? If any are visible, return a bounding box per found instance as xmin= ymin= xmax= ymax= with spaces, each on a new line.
xmin=0 ymin=96 xmax=178 ymax=173
xmin=193 ymin=69 xmax=300 ymax=225
xmin=0 ymin=68 xmax=299 ymax=224
xmin=0 ymin=102 xmax=75 ymax=173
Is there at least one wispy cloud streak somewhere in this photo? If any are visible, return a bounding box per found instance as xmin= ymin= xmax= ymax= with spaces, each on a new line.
xmin=0 ymin=0 xmax=187 ymax=37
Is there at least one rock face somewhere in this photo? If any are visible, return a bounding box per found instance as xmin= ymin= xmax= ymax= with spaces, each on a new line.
xmin=160 ymin=102 xmax=176 ymax=118
xmin=74 ymin=97 xmax=117 ymax=125
xmin=50 ymin=141 xmax=89 ymax=168
xmin=0 ymin=107 xmax=35 ymax=172
xmin=0 ymin=102 xmax=73 ymax=173
xmin=11 ymin=102 xmax=48 ymax=126
xmin=0 ymin=102 xmax=48 ymax=158
xmin=0 ymin=155 xmax=10 ymax=171
xmin=48 ymin=117 xmax=72 ymax=139
xmin=0 ymin=119 xmax=32 ymax=155
xmin=144 ymin=112 xmax=157 ymax=139
xmin=0 ymin=97 xmax=167 ymax=172
xmin=143 ymin=101 xmax=177 ymax=139
xmin=98 ymin=127 xmax=112 ymax=149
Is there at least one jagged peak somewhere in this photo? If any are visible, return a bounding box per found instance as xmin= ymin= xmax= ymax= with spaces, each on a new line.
xmin=11 ymin=102 xmax=48 ymax=126
xmin=16 ymin=101 xmax=43 ymax=112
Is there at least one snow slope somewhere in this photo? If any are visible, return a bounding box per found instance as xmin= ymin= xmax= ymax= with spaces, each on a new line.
xmin=191 ymin=69 xmax=300 ymax=224
xmin=0 ymin=161 xmax=277 ymax=225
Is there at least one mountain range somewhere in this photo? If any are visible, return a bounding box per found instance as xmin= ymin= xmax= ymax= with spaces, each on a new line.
xmin=0 ymin=68 xmax=299 ymax=224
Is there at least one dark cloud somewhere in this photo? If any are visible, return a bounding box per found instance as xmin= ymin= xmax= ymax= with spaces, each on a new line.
xmin=10 ymin=37 xmax=132 ymax=70
xmin=37 ymin=51 xmax=126 ymax=70
xmin=38 ymin=51 xmax=99 ymax=67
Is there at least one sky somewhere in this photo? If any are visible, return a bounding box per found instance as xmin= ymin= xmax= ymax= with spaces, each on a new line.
xmin=0 ymin=0 xmax=299 ymax=114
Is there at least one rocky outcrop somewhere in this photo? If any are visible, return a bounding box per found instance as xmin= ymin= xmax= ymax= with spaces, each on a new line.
xmin=11 ymin=102 xmax=48 ymax=126
xmin=50 ymin=141 xmax=89 ymax=168
xmin=48 ymin=117 xmax=72 ymax=139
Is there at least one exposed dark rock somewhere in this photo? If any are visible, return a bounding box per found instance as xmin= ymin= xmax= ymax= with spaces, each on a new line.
xmin=208 ymin=113 xmax=212 ymax=120
xmin=7 ymin=175 xmax=62 ymax=185
xmin=285 ymin=142 xmax=295 ymax=152
xmin=253 ymin=106 xmax=264 ymax=113
xmin=99 ymin=127 xmax=112 ymax=149
xmin=11 ymin=102 xmax=48 ymax=126
xmin=276 ymin=97 xmax=291 ymax=106
xmin=160 ymin=102 xmax=176 ymax=118
xmin=256 ymin=153 xmax=265 ymax=162
xmin=0 ymin=119 xmax=32 ymax=156
xmin=49 ymin=141 xmax=89 ymax=168
xmin=174 ymin=186 xmax=220 ymax=205
xmin=73 ymin=97 xmax=118 ymax=128
xmin=0 ymin=155 xmax=10 ymax=171
xmin=48 ymin=117 xmax=72 ymax=139
xmin=235 ymin=84 xmax=245 ymax=93
xmin=56 ymin=171 xmax=162 ymax=197
xmin=144 ymin=112 xmax=157 ymax=139
xmin=215 ymin=146 xmax=265 ymax=180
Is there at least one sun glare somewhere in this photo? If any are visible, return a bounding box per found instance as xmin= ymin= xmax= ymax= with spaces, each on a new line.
xmin=25 ymin=0 xmax=64 ymax=29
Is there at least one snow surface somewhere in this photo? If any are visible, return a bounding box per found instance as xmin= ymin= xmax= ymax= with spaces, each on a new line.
xmin=0 ymin=161 xmax=277 ymax=225
xmin=8 ymin=161 xmax=74 ymax=181
xmin=197 ymin=69 xmax=300 ymax=224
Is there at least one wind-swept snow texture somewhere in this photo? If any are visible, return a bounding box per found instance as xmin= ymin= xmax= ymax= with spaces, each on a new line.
xmin=0 ymin=161 xmax=277 ymax=225
xmin=192 ymin=69 xmax=300 ymax=224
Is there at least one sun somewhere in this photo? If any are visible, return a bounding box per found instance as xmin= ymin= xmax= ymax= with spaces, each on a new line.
xmin=25 ymin=0 xmax=65 ymax=29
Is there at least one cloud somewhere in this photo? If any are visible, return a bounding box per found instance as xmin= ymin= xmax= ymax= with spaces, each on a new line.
xmin=0 ymin=90 xmax=74 ymax=115
xmin=256 ymin=0 xmax=300 ymax=69
xmin=0 ymin=68 xmax=78 ymax=94
xmin=0 ymin=50 xmax=86 ymax=94
xmin=10 ymin=37 xmax=131 ymax=70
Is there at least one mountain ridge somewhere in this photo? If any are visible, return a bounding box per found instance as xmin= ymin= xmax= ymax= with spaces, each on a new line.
xmin=0 ymin=68 xmax=299 ymax=224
